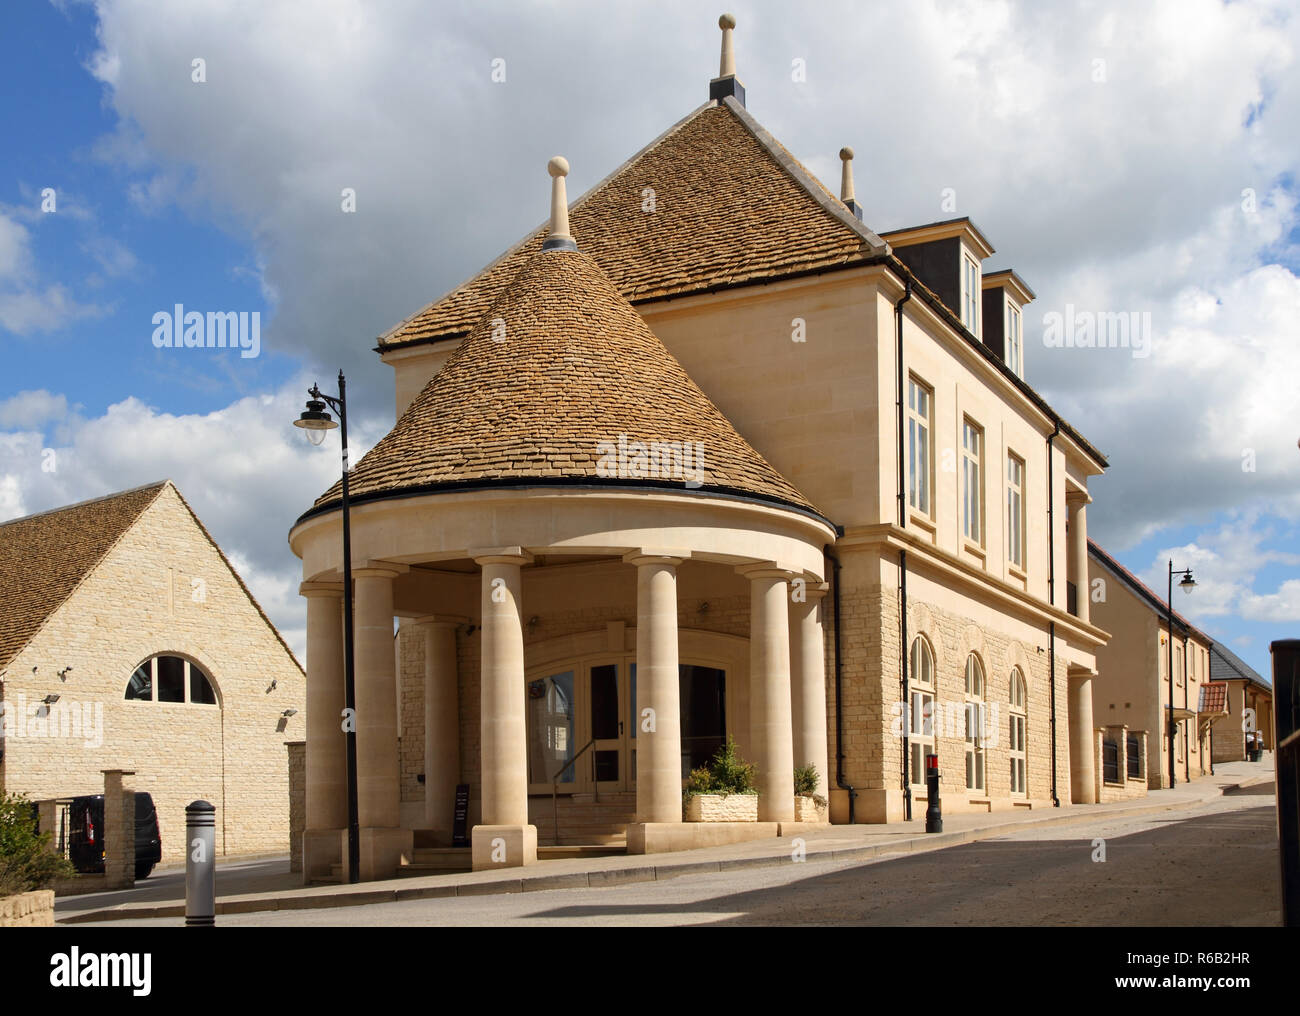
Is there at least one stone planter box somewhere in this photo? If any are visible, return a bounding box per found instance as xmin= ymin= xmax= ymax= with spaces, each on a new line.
xmin=684 ymin=793 xmax=758 ymax=822
xmin=0 ymin=890 xmax=55 ymax=927
xmin=794 ymin=795 xmax=828 ymax=822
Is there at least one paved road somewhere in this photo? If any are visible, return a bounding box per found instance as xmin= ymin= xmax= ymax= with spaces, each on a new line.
xmin=83 ymin=785 xmax=1279 ymax=927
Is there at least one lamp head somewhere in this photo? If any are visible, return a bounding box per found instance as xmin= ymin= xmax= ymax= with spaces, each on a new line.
xmin=1179 ymin=571 xmax=1196 ymax=593
xmin=294 ymin=397 xmax=336 ymax=445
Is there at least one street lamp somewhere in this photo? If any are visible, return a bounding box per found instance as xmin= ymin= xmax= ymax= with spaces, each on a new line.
xmin=293 ymin=370 xmax=360 ymax=884
xmin=1166 ymin=561 xmax=1196 ymax=789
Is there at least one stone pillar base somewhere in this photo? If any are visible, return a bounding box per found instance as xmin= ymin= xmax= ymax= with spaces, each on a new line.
xmin=356 ymin=827 xmax=414 ymax=882
xmin=471 ymin=824 xmax=538 ymax=871
xmin=303 ymin=828 xmax=345 ymax=883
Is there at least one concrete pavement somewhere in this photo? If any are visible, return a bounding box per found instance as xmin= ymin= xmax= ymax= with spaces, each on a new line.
xmin=56 ymin=757 xmax=1274 ymax=924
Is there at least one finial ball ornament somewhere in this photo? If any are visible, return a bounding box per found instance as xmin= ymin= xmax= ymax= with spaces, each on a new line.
xmin=719 ymin=13 xmax=736 ymax=29
xmin=547 ymin=156 xmax=570 ymax=178
xmin=840 ymin=147 xmax=854 ymax=161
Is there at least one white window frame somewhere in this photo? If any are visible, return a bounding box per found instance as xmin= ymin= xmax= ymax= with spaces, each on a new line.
xmin=962 ymin=253 xmax=980 ymax=335
xmin=1009 ymin=668 xmax=1027 ymax=796
xmin=962 ymin=417 xmax=984 ymax=546
xmin=909 ymin=636 xmax=936 ymax=788
xmin=1007 ymin=452 xmax=1025 ymax=569
xmin=964 ymin=654 xmax=986 ymax=792
xmin=1005 ymin=301 xmax=1022 ymax=376
xmin=907 ymin=376 xmax=933 ymax=518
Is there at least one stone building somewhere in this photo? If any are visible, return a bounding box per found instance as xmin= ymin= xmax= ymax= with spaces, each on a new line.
xmin=1208 ymin=642 xmax=1274 ymax=761
xmin=290 ymin=16 xmax=1108 ymax=881
xmin=1087 ymin=540 xmax=1215 ymax=789
xmin=0 ymin=481 xmax=304 ymax=863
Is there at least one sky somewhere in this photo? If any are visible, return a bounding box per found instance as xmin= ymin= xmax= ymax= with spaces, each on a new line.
xmin=0 ymin=0 xmax=1297 ymax=676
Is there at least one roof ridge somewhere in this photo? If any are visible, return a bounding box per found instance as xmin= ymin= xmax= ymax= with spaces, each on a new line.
xmin=1087 ymin=538 xmax=1213 ymax=644
xmin=0 ymin=479 xmax=168 ymax=529
xmin=375 ymin=100 xmax=718 ymax=349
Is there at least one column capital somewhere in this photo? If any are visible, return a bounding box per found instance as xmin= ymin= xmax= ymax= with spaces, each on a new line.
xmin=623 ymin=548 xmax=691 ymax=567
xmin=736 ymin=561 xmax=798 ymax=581
xmin=300 ymin=580 xmax=344 ymax=598
xmin=352 ymin=560 xmax=409 ymax=578
xmin=1065 ymin=487 xmax=1092 ymax=508
xmin=471 ymin=547 xmax=534 ymax=566
xmin=795 ymin=577 xmax=830 ymax=602
xmin=409 ymin=614 xmax=469 ymax=629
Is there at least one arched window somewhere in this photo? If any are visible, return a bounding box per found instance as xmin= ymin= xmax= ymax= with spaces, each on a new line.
xmin=1009 ymin=668 xmax=1027 ymax=795
xmin=964 ymin=654 xmax=986 ymax=792
xmin=125 ymin=655 xmax=217 ymax=705
xmin=909 ymin=636 xmax=935 ymax=787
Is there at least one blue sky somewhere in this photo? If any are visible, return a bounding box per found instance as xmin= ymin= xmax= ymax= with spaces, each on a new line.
xmin=1 ymin=0 xmax=1297 ymax=673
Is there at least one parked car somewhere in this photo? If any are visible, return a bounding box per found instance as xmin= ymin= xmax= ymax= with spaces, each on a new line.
xmin=67 ymin=792 xmax=163 ymax=880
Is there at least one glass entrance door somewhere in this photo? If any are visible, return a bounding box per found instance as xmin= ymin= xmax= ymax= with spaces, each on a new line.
xmin=588 ymin=662 xmax=628 ymax=791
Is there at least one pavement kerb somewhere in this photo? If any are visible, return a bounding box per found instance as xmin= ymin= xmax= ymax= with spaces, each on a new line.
xmin=57 ymin=773 xmax=1271 ymax=925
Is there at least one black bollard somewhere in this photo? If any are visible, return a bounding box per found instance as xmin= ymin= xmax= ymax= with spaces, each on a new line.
xmin=185 ymin=800 xmax=216 ymax=927
xmin=924 ymin=753 xmax=942 ymax=833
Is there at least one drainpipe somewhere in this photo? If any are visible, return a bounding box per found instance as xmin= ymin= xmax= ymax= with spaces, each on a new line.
xmin=895 ymin=280 xmax=913 ymax=820
xmin=1184 ymin=635 xmax=1191 ymax=782
xmin=825 ymin=545 xmax=856 ymax=824
xmin=1047 ymin=422 xmax=1061 ymax=807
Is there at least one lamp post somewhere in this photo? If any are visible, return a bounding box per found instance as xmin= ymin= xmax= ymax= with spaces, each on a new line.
xmin=294 ymin=370 xmax=359 ymax=884
xmin=1166 ymin=561 xmax=1196 ymax=789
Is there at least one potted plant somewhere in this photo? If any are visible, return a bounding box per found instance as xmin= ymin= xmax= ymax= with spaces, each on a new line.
xmin=682 ymin=737 xmax=759 ymax=821
xmin=793 ymin=763 xmax=828 ymax=822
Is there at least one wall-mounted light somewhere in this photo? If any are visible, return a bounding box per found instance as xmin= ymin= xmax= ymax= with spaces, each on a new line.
xmin=266 ymin=679 xmax=278 ymax=694
xmin=699 ymin=601 xmax=710 ymax=614
xmin=281 ymin=708 xmax=298 ymax=718
xmin=526 ymin=616 xmax=540 ymax=629
xmin=58 ymin=666 xmax=73 ymax=682
xmin=41 ymin=694 xmax=60 ymax=706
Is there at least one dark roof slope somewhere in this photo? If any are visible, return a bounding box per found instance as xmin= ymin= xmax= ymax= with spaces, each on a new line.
xmin=0 ymin=482 xmax=167 ymax=670
xmin=1209 ymin=642 xmax=1271 ymax=690
xmin=312 ymin=246 xmax=821 ymax=519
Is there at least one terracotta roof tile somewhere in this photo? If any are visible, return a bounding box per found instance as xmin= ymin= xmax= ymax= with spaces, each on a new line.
xmin=0 ymin=482 xmax=166 ymax=671
xmin=315 ymin=247 xmax=821 ymax=516
xmin=378 ymin=100 xmax=882 ymax=350
xmin=1199 ymin=682 xmax=1228 ymax=714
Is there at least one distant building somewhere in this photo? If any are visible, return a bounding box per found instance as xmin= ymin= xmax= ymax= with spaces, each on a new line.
xmin=1208 ymin=643 xmax=1274 ymax=761
xmin=1087 ymin=540 xmax=1215 ymax=789
xmin=0 ymin=481 xmax=304 ymax=862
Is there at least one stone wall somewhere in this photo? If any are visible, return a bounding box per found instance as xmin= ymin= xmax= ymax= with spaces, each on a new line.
xmin=0 ymin=890 xmax=54 ymax=927
xmin=286 ymin=741 xmax=306 ymax=873
xmin=684 ymin=793 xmax=758 ymax=822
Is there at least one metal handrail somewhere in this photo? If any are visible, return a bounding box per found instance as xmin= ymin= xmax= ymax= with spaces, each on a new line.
xmin=551 ymin=737 xmax=599 ymax=845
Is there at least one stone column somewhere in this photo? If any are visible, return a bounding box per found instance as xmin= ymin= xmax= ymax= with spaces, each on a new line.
xmin=626 ymin=551 xmax=687 ymax=826
xmin=741 ymin=565 xmax=796 ymax=824
xmin=1067 ymin=490 xmax=1091 ymax=624
xmin=300 ymin=582 xmax=346 ymax=880
xmin=1068 ymin=668 xmax=1097 ymax=804
xmin=789 ymin=578 xmax=831 ymax=812
xmin=414 ymin=616 xmax=461 ymax=844
xmin=471 ymin=548 xmax=537 ymax=870
xmin=101 ymin=769 xmax=136 ymax=890
xmin=352 ymin=563 xmax=412 ymax=879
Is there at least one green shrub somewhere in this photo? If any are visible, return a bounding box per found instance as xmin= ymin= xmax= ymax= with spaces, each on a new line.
xmin=794 ymin=762 xmax=820 ymax=797
xmin=684 ymin=737 xmax=757 ymax=798
xmin=0 ymin=792 xmax=74 ymax=896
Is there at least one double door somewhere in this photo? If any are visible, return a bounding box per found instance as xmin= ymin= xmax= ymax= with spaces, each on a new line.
xmin=526 ymin=657 xmax=634 ymax=794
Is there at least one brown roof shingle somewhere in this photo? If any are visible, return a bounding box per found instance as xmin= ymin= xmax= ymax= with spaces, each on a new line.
xmin=0 ymin=482 xmax=166 ymax=671
xmin=314 ymin=246 xmax=821 ymax=516
xmin=378 ymin=98 xmax=884 ymax=350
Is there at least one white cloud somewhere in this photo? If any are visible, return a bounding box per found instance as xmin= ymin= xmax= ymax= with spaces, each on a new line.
xmin=0 ymin=210 xmax=108 ymax=334
xmin=0 ymin=378 xmax=388 ymax=660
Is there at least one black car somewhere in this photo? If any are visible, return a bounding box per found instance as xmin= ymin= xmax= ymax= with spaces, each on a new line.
xmin=66 ymin=792 xmax=163 ymax=880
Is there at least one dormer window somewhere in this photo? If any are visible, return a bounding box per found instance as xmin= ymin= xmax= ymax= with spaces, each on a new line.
xmin=1006 ymin=303 xmax=1022 ymax=377
xmin=962 ymin=253 xmax=980 ymax=335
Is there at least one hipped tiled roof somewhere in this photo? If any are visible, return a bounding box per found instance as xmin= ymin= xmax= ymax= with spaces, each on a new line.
xmin=313 ymin=246 xmax=820 ymax=517
xmin=0 ymin=482 xmax=166 ymax=671
xmin=377 ymin=98 xmax=885 ymax=350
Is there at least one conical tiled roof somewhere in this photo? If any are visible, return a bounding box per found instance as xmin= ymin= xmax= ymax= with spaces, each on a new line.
xmin=314 ymin=246 xmax=820 ymax=516
xmin=377 ymin=98 xmax=886 ymax=351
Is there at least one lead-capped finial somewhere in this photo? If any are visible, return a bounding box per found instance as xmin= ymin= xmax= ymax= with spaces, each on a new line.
xmin=709 ymin=13 xmax=746 ymax=106
xmin=543 ymin=155 xmax=578 ymax=252
xmin=839 ymin=146 xmax=864 ymax=222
